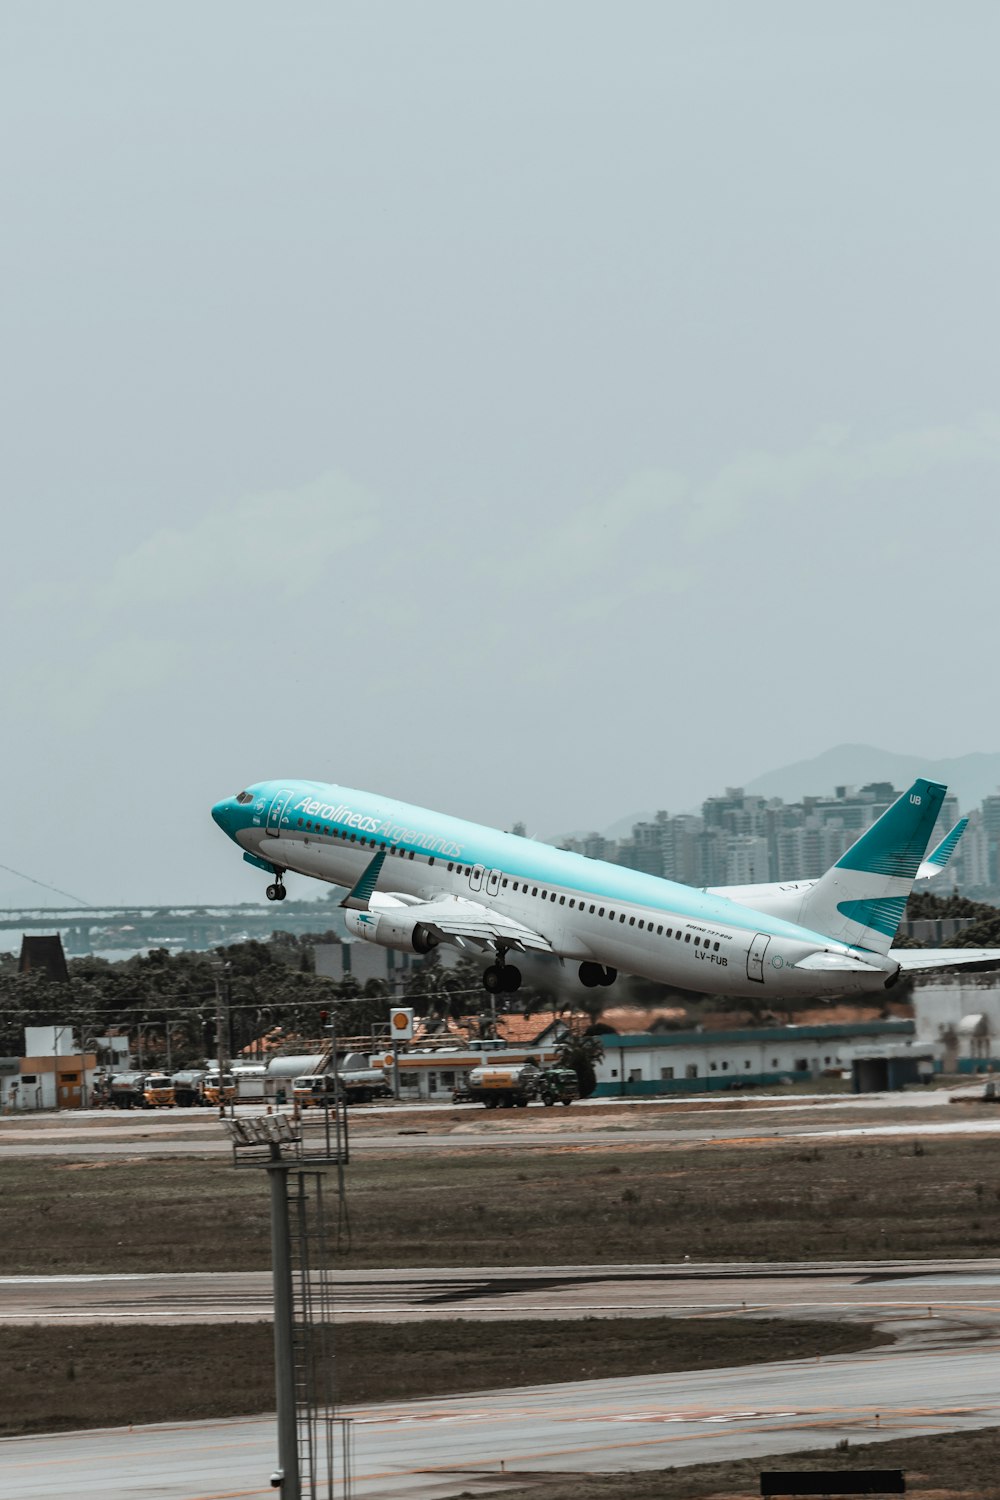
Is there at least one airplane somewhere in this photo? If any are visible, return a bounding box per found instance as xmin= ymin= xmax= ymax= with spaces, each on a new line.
xmin=211 ymin=780 xmax=998 ymax=1002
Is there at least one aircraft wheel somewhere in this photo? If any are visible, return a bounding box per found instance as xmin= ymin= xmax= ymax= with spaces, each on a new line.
xmin=502 ymin=964 xmax=521 ymax=993
xmin=483 ymin=964 xmax=503 ymax=993
xmin=599 ymin=966 xmax=617 ymax=987
xmin=276 ymin=885 xmax=287 ymax=901
xmin=578 ymin=961 xmax=602 ymax=988
xmin=266 ymin=883 xmax=280 ymax=902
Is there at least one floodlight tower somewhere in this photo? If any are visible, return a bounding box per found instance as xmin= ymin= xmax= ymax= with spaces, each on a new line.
xmin=226 ymin=1102 xmax=351 ymax=1500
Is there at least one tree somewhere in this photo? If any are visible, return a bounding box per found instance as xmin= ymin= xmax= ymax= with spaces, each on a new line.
xmin=555 ymin=1028 xmax=605 ymax=1098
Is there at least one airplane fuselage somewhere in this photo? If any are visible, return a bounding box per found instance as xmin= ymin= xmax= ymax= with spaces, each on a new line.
xmin=212 ymin=780 xmax=899 ymax=1000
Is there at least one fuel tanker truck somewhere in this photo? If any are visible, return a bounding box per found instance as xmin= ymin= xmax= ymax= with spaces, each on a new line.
xmin=464 ymin=1062 xmax=579 ymax=1109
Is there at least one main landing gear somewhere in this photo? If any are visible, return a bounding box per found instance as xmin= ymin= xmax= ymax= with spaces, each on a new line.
xmin=483 ymin=951 xmax=522 ymax=994
xmin=578 ymin=961 xmax=616 ymax=989
xmin=265 ymin=874 xmax=287 ymax=902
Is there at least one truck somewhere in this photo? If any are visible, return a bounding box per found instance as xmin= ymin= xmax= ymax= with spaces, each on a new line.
xmin=535 ymin=1067 xmax=580 ymax=1106
xmin=463 ymin=1063 xmax=579 ymax=1109
xmin=142 ymin=1073 xmax=175 ymax=1108
xmin=107 ymin=1072 xmax=147 ymax=1109
xmin=232 ymin=1064 xmax=267 ymax=1103
xmin=202 ymin=1070 xmax=236 ymax=1107
xmin=465 ymin=1062 xmax=539 ymax=1108
xmin=171 ymin=1069 xmax=206 ymax=1107
xmin=293 ymin=1069 xmax=391 ymax=1108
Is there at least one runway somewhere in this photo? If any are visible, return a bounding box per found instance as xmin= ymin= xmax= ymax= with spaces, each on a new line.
xmin=5 ymin=1340 xmax=1000 ymax=1500
xmin=4 ymin=1260 xmax=1000 ymax=1338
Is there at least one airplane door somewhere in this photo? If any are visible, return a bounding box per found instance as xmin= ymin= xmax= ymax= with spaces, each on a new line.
xmin=469 ymin=864 xmax=485 ymax=892
xmin=266 ymin=791 xmax=295 ymax=838
xmin=486 ymin=869 xmax=501 ymax=897
xmin=747 ymin=933 xmax=770 ymax=983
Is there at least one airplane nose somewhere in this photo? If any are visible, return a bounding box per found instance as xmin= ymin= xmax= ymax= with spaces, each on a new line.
xmin=212 ymin=798 xmax=236 ymax=834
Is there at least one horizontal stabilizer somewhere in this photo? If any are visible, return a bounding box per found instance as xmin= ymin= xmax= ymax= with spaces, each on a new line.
xmin=916 ymin=818 xmax=968 ymax=881
xmin=893 ymin=947 xmax=1000 ymax=974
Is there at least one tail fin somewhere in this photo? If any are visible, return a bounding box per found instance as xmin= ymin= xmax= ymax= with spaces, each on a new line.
xmin=794 ymin=778 xmax=947 ymax=954
xmin=916 ymin=817 xmax=968 ymax=881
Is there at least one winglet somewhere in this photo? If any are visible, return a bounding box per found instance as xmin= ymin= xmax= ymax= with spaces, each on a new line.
xmin=339 ymin=850 xmax=387 ymax=910
xmin=916 ymin=817 xmax=968 ymax=881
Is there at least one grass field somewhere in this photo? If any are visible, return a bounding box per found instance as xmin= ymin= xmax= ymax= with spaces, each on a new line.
xmin=6 ymin=1132 xmax=1000 ymax=1274
xmin=0 ymin=1315 xmax=887 ymax=1437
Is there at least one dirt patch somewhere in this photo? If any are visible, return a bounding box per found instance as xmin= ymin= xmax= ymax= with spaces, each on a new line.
xmin=470 ymin=1428 xmax=1000 ymax=1500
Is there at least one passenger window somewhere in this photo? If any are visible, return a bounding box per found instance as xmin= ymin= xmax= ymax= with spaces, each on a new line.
xmin=532 ymin=887 xmax=538 ymax=896
xmin=590 ymin=904 xmax=595 ymax=914
xmin=598 ymin=907 xmax=604 ymax=916
xmin=638 ymin=920 xmax=644 ymax=929
xmin=502 ymin=879 xmax=508 ymax=888
xmin=619 ymin=914 xmax=626 ymax=923
xmin=714 ymin=942 xmax=720 ymax=951
xmin=684 ymin=932 xmax=690 ymax=942
xmin=693 ymin=936 xmax=699 ymax=946
xmin=629 ymin=916 xmax=635 ymax=926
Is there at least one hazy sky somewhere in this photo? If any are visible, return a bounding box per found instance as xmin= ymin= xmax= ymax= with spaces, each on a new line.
xmin=2 ymin=3 xmax=998 ymax=906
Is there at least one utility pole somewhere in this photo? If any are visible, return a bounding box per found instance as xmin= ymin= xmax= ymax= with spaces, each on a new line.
xmin=212 ymin=960 xmax=232 ymax=1117
xmin=266 ymin=1149 xmax=300 ymax=1500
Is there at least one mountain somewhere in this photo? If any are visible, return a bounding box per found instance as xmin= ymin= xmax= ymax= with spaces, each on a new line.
xmin=742 ymin=743 xmax=1000 ymax=812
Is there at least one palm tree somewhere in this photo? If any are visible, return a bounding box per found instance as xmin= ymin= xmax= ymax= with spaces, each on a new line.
xmin=555 ymin=1028 xmax=605 ymax=1098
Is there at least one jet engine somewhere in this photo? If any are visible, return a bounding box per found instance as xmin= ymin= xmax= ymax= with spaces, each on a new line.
xmin=344 ymin=896 xmax=439 ymax=955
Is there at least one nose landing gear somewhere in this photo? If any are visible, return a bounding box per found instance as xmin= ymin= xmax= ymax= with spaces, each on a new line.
xmin=265 ymin=874 xmax=287 ymax=902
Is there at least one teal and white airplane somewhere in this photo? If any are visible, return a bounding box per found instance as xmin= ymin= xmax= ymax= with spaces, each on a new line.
xmin=211 ymin=780 xmax=990 ymax=1000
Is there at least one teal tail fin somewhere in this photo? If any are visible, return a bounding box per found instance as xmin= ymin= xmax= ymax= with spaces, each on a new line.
xmin=794 ymin=778 xmax=947 ymax=954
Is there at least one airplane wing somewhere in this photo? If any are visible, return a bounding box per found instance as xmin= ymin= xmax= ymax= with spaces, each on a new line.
xmin=395 ymin=894 xmax=555 ymax=954
xmin=339 ymin=851 xmax=554 ymax=955
xmin=891 ymin=947 xmax=1000 ymax=974
xmin=345 ymin=882 xmax=556 ymax=956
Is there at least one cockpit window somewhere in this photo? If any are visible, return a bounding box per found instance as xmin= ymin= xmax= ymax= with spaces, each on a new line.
xmin=235 ymin=791 xmax=253 ymax=804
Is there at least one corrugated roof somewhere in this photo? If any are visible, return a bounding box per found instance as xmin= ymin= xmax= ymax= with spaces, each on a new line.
xmin=600 ymin=1019 xmax=916 ymax=1049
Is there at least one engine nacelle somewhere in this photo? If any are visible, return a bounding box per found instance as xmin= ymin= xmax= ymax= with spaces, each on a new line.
xmin=344 ymin=902 xmax=438 ymax=955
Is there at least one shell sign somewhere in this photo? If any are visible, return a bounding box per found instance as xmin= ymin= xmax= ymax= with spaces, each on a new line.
xmin=389 ymin=1007 xmax=414 ymax=1041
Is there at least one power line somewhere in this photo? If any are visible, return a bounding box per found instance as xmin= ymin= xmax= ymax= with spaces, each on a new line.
xmin=0 ymin=860 xmax=91 ymax=907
